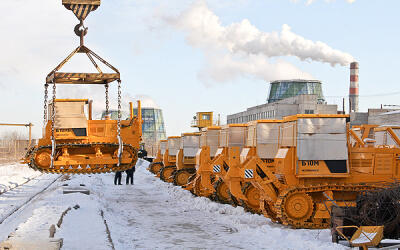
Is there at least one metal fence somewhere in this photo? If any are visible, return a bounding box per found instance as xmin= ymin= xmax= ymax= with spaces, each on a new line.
xmin=0 ymin=139 xmax=35 ymax=163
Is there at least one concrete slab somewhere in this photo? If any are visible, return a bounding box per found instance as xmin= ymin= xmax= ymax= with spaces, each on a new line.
xmin=0 ymin=238 xmax=63 ymax=250
xmin=62 ymin=187 xmax=90 ymax=195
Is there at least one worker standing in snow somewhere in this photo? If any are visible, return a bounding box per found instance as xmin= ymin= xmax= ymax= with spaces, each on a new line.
xmin=125 ymin=165 xmax=135 ymax=185
xmin=114 ymin=171 xmax=122 ymax=185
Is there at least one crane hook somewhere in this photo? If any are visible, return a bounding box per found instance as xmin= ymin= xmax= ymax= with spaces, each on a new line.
xmin=74 ymin=21 xmax=88 ymax=37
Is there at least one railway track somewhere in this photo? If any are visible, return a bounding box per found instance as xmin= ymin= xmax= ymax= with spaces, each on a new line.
xmin=0 ymin=175 xmax=62 ymax=225
xmin=0 ymin=174 xmax=44 ymax=195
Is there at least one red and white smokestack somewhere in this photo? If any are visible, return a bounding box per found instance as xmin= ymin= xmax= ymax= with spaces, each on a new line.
xmin=349 ymin=62 xmax=359 ymax=113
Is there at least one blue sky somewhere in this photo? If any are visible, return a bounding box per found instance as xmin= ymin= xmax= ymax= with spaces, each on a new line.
xmin=0 ymin=0 xmax=399 ymax=138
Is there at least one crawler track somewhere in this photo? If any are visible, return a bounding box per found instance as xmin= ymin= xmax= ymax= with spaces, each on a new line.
xmin=274 ymin=184 xmax=383 ymax=229
xmin=26 ymin=143 xmax=137 ymax=174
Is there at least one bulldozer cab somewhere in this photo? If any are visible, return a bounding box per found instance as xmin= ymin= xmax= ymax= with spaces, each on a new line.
xmin=181 ymin=133 xmax=201 ymax=158
xmin=276 ymin=115 xmax=350 ymax=178
xmin=218 ymin=124 xmax=247 ymax=154
xmin=200 ymin=126 xmax=221 ymax=157
xmin=176 ymin=133 xmax=201 ymax=169
xmin=160 ymin=140 xmax=167 ymax=155
xmin=191 ymin=112 xmax=214 ymax=130
xmin=49 ymin=99 xmax=90 ymax=138
xmin=167 ymin=136 xmax=181 ymax=157
xmin=162 ymin=136 xmax=181 ymax=167
xmin=245 ymin=120 xmax=281 ymax=160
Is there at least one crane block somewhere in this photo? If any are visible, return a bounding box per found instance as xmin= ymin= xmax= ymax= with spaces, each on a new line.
xmin=62 ymin=0 xmax=100 ymax=21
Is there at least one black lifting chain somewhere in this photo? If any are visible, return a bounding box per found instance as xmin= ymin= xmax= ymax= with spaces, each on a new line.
xmin=105 ymin=83 xmax=109 ymax=115
xmin=51 ymin=82 xmax=57 ymax=168
xmin=43 ymin=83 xmax=49 ymax=126
xmin=117 ymin=79 xmax=123 ymax=165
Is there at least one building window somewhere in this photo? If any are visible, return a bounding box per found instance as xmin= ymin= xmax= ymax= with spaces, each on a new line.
xmin=305 ymin=109 xmax=314 ymax=114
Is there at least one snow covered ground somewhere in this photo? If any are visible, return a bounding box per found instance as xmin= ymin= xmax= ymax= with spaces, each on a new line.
xmin=0 ymin=160 xmax=348 ymax=249
xmin=0 ymin=163 xmax=41 ymax=194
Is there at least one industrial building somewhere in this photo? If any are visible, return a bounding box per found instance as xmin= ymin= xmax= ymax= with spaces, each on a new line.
xmin=133 ymin=107 xmax=167 ymax=143
xmin=351 ymin=109 xmax=400 ymax=126
xmin=228 ymin=62 xmax=400 ymax=127
xmin=348 ymin=62 xmax=400 ymax=126
xmin=227 ymin=80 xmax=338 ymax=124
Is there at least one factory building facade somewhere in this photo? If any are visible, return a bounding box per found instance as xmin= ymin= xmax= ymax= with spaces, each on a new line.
xmin=133 ymin=107 xmax=167 ymax=156
xmin=347 ymin=62 xmax=400 ymax=126
xmin=133 ymin=107 xmax=167 ymax=143
xmin=351 ymin=109 xmax=400 ymax=126
xmin=228 ymin=62 xmax=400 ymax=127
xmin=227 ymin=80 xmax=338 ymax=124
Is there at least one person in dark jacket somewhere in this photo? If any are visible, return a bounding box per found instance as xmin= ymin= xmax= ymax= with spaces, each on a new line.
xmin=125 ymin=165 xmax=136 ymax=185
xmin=114 ymin=171 xmax=122 ymax=185
xmin=138 ymin=148 xmax=148 ymax=159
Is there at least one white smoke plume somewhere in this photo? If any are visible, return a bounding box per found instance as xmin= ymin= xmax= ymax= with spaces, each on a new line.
xmin=199 ymin=54 xmax=314 ymax=84
xmin=165 ymin=1 xmax=354 ymax=84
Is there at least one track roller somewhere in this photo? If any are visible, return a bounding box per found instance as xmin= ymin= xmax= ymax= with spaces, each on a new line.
xmin=149 ymin=162 xmax=163 ymax=174
xmin=173 ymin=168 xmax=195 ymax=186
xmin=160 ymin=166 xmax=176 ymax=183
xmin=240 ymin=182 xmax=262 ymax=214
xmin=213 ymin=178 xmax=233 ymax=205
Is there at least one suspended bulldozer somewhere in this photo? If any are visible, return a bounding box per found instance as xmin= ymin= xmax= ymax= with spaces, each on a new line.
xmin=159 ymin=136 xmax=181 ymax=182
xmin=242 ymin=114 xmax=400 ymax=229
xmin=25 ymin=100 xmax=142 ymax=174
xmin=172 ymin=133 xmax=201 ymax=186
xmin=23 ymin=0 xmax=143 ymax=174
xmin=225 ymin=119 xmax=282 ymax=214
xmin=148 ymin=140 xmax=167 ymax=175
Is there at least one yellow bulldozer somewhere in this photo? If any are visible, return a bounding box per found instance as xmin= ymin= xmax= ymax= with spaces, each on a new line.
xmin=225 ymin=119 xmax=282 ymax=214
xmin=148 ymin=140 xmax=167 ymax=175
xmin=240 ymin=114 xmax=400 ymax=229
xmin=186 ymin=124 xmax=247 ymax=204
xmin=159 ymin=136 xmax=181 ymax=182
xmin=209 ymin=124 xmax=247 ymax=204
xmin=23 ymin=0 xmax=143 ymax=174
xmin=25 ymin=100 xmax=142 ymax=174
xmin=185 ymin=126 xmax=221 ymax=196
xmin=172 ymin=132 xmax=201 ymax=186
